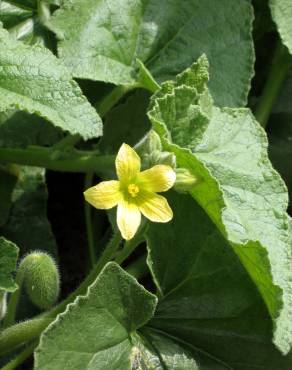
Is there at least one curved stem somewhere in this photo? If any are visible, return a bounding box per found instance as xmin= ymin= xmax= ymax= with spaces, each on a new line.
xmin=0 ymin=146 xmax=115 ymax=174
xmin=1 ymin=341 xmax=37 ymax=370
xmin=254 ymin=42 xmax=292 ymax=128
xmin=3 ymin=270 xmax=25 ymax=329
xmin=84 ymin=172 xmax=96 ymax=267
xmin=95 ymin=85 xmax=136 ymax=117
xmin=0 ymin=233 xmax=122 ymax=356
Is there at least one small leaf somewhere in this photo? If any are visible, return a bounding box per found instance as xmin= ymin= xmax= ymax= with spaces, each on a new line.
xmin=34 ymin=262 xmax=157 ymax=370
xmin=0 ymin=26 xmax=102 ymax=140
xmin=0 ymin=237 xmax=19 ymax=292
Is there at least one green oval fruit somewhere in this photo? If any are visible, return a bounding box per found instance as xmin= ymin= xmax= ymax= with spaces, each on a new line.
xmin=20 ymin=252 xmax=60 ymax=309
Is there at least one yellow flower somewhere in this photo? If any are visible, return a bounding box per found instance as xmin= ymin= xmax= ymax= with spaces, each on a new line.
xmin=84 ymin=143 xmax=176 ymax=240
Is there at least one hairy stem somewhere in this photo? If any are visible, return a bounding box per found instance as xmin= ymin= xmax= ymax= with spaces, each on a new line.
xmin=0 ymin=233 xmax=122 ymax=355
xmin=1 ymin=341 xmax=37 ymax=370
xmin=0 ymin=146 xmax=115 ymax=173
xmin=0 ymin=319 xmax=51 ymax=357
xmin=254 ymin=42 xmax=292 ymax=128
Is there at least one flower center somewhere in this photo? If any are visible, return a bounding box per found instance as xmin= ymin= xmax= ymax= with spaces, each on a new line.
xmin=127 ymin=183 xmax=139 ymax=198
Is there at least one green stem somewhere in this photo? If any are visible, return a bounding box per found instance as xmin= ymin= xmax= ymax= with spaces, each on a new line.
xmin=3 ymin=270 xmax=25 ymax=329
xmin=1 ymin=341 xmax=37 ymax=370
xmin=254 ymin=42 xmax=292 ymax=128
xmin=125 ymin=253 xmax=148 ymax=280
xmin=0 ymin=233 xmax=122 ymax=356
xmin=37 ymin=0 xmax=50 ymax=25
xmin=0 ymin=146 xmax=115 ymax=174
xmin=95 ymin=85 xmax=136 ymax=117
xmin=84 ymin=172 xmax=96 ymax=267
xmin=52 ymin=134 xmax=81 ymax=151
xmin=115 ymin=228 xmax=145 ymax=265
xmin=50 ymin=232 xmax=122 ymax=316
xmin=0 ymin=319 xmax=51 ymax=357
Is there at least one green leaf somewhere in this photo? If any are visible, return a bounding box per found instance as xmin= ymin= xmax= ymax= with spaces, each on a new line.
xmin=146 ymin=192 xmax=292 ymax=369
xmin=99 ymin=90 xmax=151 ymax=154
xmin=0 ymin=26 xmax=102 ymax=140
xmin=0 ymin=1 xmax=32 ymax=29
xmin=0 ymin=167 xmax=18 ymax=226
xmin=148 ymin=57 xmax=292 ymax=354
xmin=35 ymin=262 xmax=200 ymax=369
xmin=0 ymin=237 xmax=19 ymax=292
xmin=34 ymin=262 xmax=158 ymax=370
xmin=48 ymin=0 xmax=254 ymax=107
xmin=268 ymin=75 xmax=292 ymax=203
xmin=270 ymin=0 xmax=292 ymax=54
xmin=0 ymin=110 xmax=62 ymax=148
xmin=1 ymin=166 xmax=57 ymax=256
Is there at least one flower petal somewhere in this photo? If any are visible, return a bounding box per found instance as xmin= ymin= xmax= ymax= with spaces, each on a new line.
xmin=117 ymin=199 xmax=141 ymax=240
xmin=137 ymin=165 xmax=176 ymax=193
xmin=84 ymin=180 xmax=121 ymax=209
xmin=116 ymin=143 xmax=140 ymax=183
xmin=138 ymin=191 xmax=173 ymax=223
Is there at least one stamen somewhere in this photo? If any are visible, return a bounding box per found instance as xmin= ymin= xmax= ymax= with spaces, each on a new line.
xmin=128 ymin=183 xmax=139 ymax=198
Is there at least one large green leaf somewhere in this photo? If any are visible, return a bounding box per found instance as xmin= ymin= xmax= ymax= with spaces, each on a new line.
xmin=270 ymin=0 xmax=292 ymax=54
xmin=48 ymin=0 xmax=254 ymax=107
xmin=0 ymin=26 xmax=102 ymax=140
xmin=148 ymin=56 xmax=292 ymax=354
xmin=0 ymin=237 xmax=19 ymax=292
xmin=145 ymin=192 xmax=292 ymax=369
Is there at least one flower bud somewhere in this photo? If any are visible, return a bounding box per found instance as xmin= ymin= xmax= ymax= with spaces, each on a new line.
xmin=174 ymin=168 xmax=199 ymax=193
xmin=136 ymin=130 xmax=176 ymax=168
xmin=19 ymin=252 xmax=60 ymax=309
